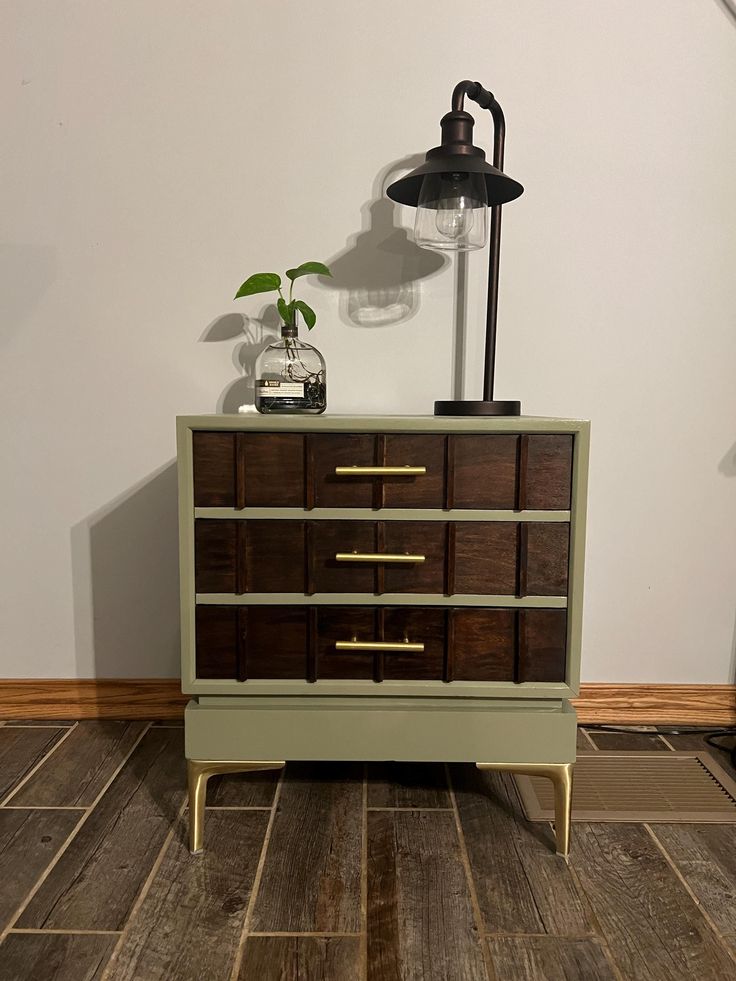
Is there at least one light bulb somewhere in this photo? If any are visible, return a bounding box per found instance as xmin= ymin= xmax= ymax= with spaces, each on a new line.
xmin=414 ymin=171 xmax=488 ymax=251
xmin=435 ymin=198 xmax=474 ymax=240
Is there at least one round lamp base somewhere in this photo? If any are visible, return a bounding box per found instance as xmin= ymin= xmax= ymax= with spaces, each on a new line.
xmin=434 ymin=399 xmax=522 ymax=417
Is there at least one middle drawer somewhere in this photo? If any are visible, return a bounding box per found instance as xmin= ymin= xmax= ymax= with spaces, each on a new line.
xmin=195 ymin=519 xmax=569 ymax=597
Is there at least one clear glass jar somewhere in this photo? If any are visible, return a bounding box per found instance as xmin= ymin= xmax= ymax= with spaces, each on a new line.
xmin=254 ymin=319 xmax=326 ymax=414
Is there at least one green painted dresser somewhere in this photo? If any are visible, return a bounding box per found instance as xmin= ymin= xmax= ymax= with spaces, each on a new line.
xmin=177 ymin=414 xmax=589 ymax=855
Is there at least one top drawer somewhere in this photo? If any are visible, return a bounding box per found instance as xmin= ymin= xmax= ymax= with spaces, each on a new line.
xmin=192 ymin=432 xmax=573 ymax=511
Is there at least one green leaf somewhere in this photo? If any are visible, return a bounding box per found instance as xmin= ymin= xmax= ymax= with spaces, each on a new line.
xmin=294 ymin=299 xmax=316 ymax=329
xmin=277 ymin=297 xmax=291 ymax=324
xmin=285 ymin=261 xmax=332 ymax=282
xmin=234 ymin=272 xmax=281 ymax=299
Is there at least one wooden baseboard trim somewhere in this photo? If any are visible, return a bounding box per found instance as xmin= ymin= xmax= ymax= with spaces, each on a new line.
xmin=0 ymin=680 xmax=188 ymax=721
xmin=574 ymin=684 xmax=735 ymax=725
xmin=0 ymin=680 xmax=733 ymax=725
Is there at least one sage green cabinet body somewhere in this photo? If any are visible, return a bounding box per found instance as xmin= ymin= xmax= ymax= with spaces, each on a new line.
xmin=178 ymin=415 xmax=588 ymax=767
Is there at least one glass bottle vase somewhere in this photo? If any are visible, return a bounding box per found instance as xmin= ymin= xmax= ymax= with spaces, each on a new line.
xmin=254 ymin=318 xmax=326 ymax=414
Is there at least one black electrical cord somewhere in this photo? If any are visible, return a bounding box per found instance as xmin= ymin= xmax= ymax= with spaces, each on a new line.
xmin=582 ymin=724 xmax=736 ymax=769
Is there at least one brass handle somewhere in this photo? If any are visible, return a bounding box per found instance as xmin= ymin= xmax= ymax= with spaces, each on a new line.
xmin=335 ymin=552 xmax=425 ymax=563
xmin=335 ymin=639 xmax=425 ymax=652
xmin=334 ymin=466 xmax=427 ymax=476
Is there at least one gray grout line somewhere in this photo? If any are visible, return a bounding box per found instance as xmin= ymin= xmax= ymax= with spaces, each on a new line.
xmin=484 ymin=931 xmax=603 ymax=940
xmin=9 ymin=928 xmax=123 ymax=936
xmin=1 ymin=723 xmax=76 ymax=728
xmin=2 ymin=806 xmax=88 ymax=811
xmin=99 ymin=799 xmax=188 ymax=981
xmin=0 ymin=723 xmax=80 ymax=807
xmin=205 ymin=806 xmax=273 ymax=811
xmin=361 ymin=763 xmax=368 ymax=981
xmin=644 ymin=823 xmax=736 ymax=970
xmin=0 ymin=722 xmax=154 ymax=944
xmin=229 ymin=766 xmax=286 ymax=981
xmin=542 ymin=821 xmax=627 ymax=981
xmin=366 ymin=806 xmax=454 ymax=812
xmin=445 ymin=765 xmax=498 ymax=981
xmin=248 ymin=931 xmax=363 ymax=938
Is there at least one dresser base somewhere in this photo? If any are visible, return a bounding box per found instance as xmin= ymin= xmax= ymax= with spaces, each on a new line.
xmin=185 ymin=697 xmax=577 ymax=857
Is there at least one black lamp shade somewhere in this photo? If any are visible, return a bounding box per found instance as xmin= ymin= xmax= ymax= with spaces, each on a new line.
xmin=386 ymin=152 xmax=523 ymax=208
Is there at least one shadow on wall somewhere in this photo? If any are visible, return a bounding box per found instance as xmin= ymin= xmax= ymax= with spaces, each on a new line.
xmin=0 ymin=243 xmax=57 ymax=343
xmin=718 ymin=441 xmax=736 ymax=477
xmin=71 ymin=462 xmax=180 ymax=679
xmin=716 ymin=0 xmax=736 ymax=26
xmin=321 ymin=155 xmax=447 ymax=328
xmin=199 ymin=305 xmax=282 ymax=413
xmin=200 ymin=156 xmax=452 ymax=410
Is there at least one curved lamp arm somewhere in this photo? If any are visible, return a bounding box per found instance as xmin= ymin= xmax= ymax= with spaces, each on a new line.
xmin=451 ymin=80 xmax=507 ymax=402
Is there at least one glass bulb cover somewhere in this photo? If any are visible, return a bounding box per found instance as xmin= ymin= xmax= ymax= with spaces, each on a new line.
xmin=414 ymin=172 xmax=488 ymax=251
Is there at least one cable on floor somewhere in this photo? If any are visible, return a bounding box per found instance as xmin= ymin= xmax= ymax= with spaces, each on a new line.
xmin=581 ymin=724 xmax=736 ymax=769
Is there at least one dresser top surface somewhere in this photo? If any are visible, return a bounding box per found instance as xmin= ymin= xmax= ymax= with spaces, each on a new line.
xmin=177 ymin=414 xmax=589 ymax=434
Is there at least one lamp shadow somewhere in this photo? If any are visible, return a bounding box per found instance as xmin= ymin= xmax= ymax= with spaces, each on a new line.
xmin=321 ymin=155 xmax=448 ymax=328
xmin=715 ymin=0 xmax=736 ymax=26
xmin=199 ymin=306 xmax=282 ymax=413
xmin=71 ymin=463 xmax=180 ymax=680
xmin=718 ymin=441 xmax=736 ymax=477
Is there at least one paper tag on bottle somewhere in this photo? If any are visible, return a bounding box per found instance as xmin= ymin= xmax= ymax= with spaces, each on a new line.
xmin=256 ymin=380 xmax=304 ymax=398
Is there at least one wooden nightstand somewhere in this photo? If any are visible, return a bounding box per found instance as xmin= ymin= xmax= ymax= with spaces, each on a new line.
xmin=177 ymin=415 xmax=589 ymax=856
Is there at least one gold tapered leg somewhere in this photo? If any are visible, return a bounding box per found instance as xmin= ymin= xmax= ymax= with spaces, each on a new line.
xmin=187 ymin=759 xmax=285 ymax=854
xmin=476 ymin=761 xmax=574 ymax=858
xmin=550 ymin=763 xmax=573 ymax=858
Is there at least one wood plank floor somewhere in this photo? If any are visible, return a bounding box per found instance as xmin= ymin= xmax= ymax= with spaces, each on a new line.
xmin=0 ymin=721 xmax=734 ymax=980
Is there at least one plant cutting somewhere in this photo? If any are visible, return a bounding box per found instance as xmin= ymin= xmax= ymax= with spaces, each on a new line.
xmin=234 ymin=261 xmax=331 ymax=414
xmin=234 ymin=260 xmax=332 ymax=330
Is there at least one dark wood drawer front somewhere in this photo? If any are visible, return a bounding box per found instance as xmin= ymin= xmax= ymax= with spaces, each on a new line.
xmin=195 ymin=606 xmax=238 ymax=679
xmin=242 ymin=607 xmax=308 ymax=679
xmin=195 ymin=520 xmax=238 ymax=593
xmin=518 ymin=610 xmax=567 ymax=682
xmin=195 ymin=519 xmax=305 ymax=594
xmin=314 ymin=608 xmax=445 ymax=681
xmin=195 ymin=519 xmax=568 ymax=596
xmin=192 ymin=431 xmax=573 ymax=511
xmin=523 ymin=435 xmax=573 ymax=510
xmin=310 ymin=434 xmax=446 ymax=509
xmin=380 ymin=609 xmax=445 ymax=680
xmin=451 ymin=435 xmax=518 ymax=508
xmin=315 ymin=608 xmax=378 ymax=680
xmin=453 ymin=522 xmax=518 ymax=594
xmin=522 ymin=524 xmax=569 ymax=597
xmin=309 ymin=520 xmax=378 ymax=593
xmin=196 ymin=606 xmax=308 ymax=681
xmin=193 ymin=433 xmax=236 ymax=507
xmin=195 ymin=605 xmax=566 ymax=683
xmin=310 ymin=435 xmax=376 ymax=508
xmin=450 ymin=608 xmax=567 ymax=682
xmin=450 ymin=609 xmax=516 ymax=681
xmin=453 ymin=523 xmax=569 ymax=596
xmin=193 ymin=432 xmax=304 ymax=508
xmin=311 ymin=521 xmax=445 ymax=594
xmin=381 ymin=435 xmax=446 ymax=509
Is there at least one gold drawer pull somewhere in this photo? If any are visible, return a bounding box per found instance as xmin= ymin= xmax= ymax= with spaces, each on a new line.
xmin=335 ymin=551 xmax=425 ymax=563
xmin=334 ymin=465 xmax=427 ymax=476
xmin=336 ymin=639 xmax=425 ymax=652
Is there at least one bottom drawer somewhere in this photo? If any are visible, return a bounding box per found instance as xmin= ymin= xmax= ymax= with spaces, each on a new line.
xmin=194 ymin=606 xmax=567 ymax=684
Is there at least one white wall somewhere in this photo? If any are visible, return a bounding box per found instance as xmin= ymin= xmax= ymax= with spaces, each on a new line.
xmin=2 ymin=0 xmax=735 ymax=682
